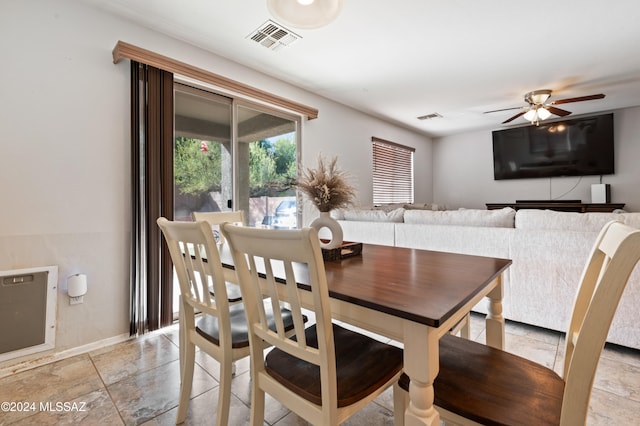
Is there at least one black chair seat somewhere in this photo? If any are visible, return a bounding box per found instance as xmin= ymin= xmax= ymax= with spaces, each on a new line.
xmin=399 ymin=334 xmax=564 ymax=426
xmin=208 ymin=282 xmax=243 ymax=303
xmin=197 ymin=303 xmax=304 ymax=348
xmin=265 ymin=323 xmax=403 ymax=407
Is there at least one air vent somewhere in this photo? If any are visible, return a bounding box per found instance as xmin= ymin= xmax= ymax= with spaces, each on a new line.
xmin=247 ymin=20 xmax=301 ymax=51
xmin=417 ymin=113 xmax=443 ymax=120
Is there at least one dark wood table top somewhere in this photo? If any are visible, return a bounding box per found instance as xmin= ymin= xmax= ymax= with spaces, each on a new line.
xmin=221 ymin=243 xmax=511 ymax=329
xmin=321 ymin=244 xmax=511 ymax=328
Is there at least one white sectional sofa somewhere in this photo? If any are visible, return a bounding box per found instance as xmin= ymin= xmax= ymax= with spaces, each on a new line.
xmin=329 ymin=206 xmax=640 ymax=350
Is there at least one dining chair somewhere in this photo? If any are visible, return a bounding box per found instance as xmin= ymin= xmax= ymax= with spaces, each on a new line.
xmin=399 ymin=220 xmax=640 ymax=425
xmin=192 ymin=210 xmax=245 ymax=301
xmin=192 ymin=210 xmax=245 ymax=245
xmin=220 ymin=224 xmax=405 ymax=426
xmin=156 ymin=217 xmax=300 ymax=425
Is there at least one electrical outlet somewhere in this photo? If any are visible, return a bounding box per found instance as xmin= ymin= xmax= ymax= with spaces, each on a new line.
xmin=69 ymin=295 xmax=84 ymax=305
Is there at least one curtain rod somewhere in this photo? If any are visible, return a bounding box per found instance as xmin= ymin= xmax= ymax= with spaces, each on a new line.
xmin=112 ymin=40 xmax=318 ymax=120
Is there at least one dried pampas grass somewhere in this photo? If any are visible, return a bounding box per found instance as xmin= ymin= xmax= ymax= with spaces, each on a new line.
xmin=296 ymin=155 xmax=356 ymax=212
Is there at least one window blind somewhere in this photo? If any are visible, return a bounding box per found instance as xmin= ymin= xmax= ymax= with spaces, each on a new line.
xmin=372 ymin=137 xmax=414 ymax=205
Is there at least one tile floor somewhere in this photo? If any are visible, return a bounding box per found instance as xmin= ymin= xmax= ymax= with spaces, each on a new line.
xmin=1 ymin=313 xmax=639 ymax=425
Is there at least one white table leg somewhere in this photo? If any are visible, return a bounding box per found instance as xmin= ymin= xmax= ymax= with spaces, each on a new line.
xmin=403 ymin=321 xmax=440 ymax=426
xmin=485 ymin=275 xmax=505 ymax=350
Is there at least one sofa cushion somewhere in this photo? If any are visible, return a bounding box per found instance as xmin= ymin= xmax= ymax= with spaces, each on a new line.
xmin=403 ymin=203 xmax=447 ymax=211
xmin=343 ymin=208 xmax=405 ymax=223
xmin=622 ymin=213 xmax=640 ymax=229
xmin=403 ymin=207 xmax=516 ymax=228
xmin=515 ymin=210 xmax=623 ymax=232
xmin=335 ymin=220 xmax=396 ymax=246
xmin=372 ymin=203 xmax=406 ymax=212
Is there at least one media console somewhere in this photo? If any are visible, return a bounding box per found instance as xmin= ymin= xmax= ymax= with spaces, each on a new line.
xmin=486 ymin=202 xmax=625 ymax=213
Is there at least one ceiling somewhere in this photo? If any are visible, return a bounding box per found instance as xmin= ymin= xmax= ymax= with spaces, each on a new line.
xmin=84 ymin=0 xmax=640 ymax=137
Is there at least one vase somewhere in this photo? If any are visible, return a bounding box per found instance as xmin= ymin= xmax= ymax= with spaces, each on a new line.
xmin=310 ymin=211 xmax=343 ymax=249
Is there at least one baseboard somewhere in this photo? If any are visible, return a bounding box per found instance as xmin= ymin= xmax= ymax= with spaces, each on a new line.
xmin=0 ymin=333 xmax=132 ymax=379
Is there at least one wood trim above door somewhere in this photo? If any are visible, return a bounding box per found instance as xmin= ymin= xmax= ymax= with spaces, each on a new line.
xmin=113 ymin=40 xmax=318 ymax=120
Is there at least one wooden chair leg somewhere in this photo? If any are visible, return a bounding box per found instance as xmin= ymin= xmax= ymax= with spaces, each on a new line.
xmin=176 ymin=341 xmax=196 ymax=424
xmin=393 ymin=381 xmax=406 ymax=426
xmin=249 ymin=377 xmax=265 ymax=426
xmin=216 ymin=357 xmax=233 ymax=426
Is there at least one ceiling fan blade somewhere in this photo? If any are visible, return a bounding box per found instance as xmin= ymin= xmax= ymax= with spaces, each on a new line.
xmin=502 ymin=111 xmax=526 ymax=124
xmin=549 ymin=94 xmax=605 ymax=105
xmin=546 ymin=106 xmax=572 ymax=117
xmin=484 ymin=106 xmax=524 ymax=114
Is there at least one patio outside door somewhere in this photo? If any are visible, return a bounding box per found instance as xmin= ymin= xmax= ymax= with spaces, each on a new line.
xmin=174 ymin=85 xmax=233 ymax=220
xmin=171 ymin=84 xmax=300 ymax=315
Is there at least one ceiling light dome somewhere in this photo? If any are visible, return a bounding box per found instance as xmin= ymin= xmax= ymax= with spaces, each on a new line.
xmin=267 ymin=0 xmax=343 ymax=29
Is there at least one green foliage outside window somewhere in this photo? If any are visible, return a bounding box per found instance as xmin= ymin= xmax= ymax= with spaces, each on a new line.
xmin=248 ymin=139 xmax=296 ymax=196
xmin=174 ymin=136 xmax=296 ymax=197
xmin=174 ymin=137 xmax=222 ymax=195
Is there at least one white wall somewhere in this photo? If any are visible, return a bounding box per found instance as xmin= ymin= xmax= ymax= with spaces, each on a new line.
xmin=433 ymin=107 xmax=640 ymax=212
xmin=0 ymin=0 xmax=432 ymax=366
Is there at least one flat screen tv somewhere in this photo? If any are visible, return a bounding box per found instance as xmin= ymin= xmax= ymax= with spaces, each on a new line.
xmin=492 ymin=113 xmax=614 ymax=180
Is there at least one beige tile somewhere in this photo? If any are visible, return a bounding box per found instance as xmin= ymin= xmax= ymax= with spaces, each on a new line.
xmin=593 ymin=355 xmax=640 ymax=402
xmin=193 ymin=350 xmax=250 ymax=381
xmin=228 ymin=369 xmax=291 ymax=425
xmin=2 ymin=319 xmax=639 ymax=426
xmin=107 ymin=359 xmax=216 ymax=425
xmin=588 ymin=387 xmax=640 ymax=425
xmin=160 ymin=323 xmax=180 ymax=347
xmin=142 ymin=387 xmax=250 ymax=426
xmin=600 ymin=342 xmax=640 ymax=369
xmin=0 ymin=354 xmax=104 ymax=424
xmin=272 ymin=400 xmax=395 ymax=425
xmin=468 ymin=312 xmax=487 ymax=341
xmin=90 ymin=333 xmax=180 ymax=386
xmin=9 ymin=388 xmax=123 ymax=426
xmin=504 ymin=320 xmax=562 ymax=346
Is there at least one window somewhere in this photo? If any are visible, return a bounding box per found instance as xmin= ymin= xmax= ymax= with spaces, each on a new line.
xmin=372 ymin=137 xmax=414 ymax=205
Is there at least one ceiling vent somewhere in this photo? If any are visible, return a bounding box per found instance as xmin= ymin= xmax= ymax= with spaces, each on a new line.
xmin=247 ymin=20 xmax=301 ymax=51
xmin=417 ymin=113 xmax=443 ymax=120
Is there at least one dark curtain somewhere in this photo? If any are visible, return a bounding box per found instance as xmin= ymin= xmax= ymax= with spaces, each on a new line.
xmin=130 ymin=61 xmax=175 ymax=335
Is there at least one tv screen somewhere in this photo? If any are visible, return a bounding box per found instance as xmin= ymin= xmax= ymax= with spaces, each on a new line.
xmin=492 ymin=113 xmax=614 ymax=180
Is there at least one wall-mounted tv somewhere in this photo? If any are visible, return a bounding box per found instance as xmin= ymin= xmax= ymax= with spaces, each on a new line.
xmin=492 ymin=113 xmax=614 ymax=180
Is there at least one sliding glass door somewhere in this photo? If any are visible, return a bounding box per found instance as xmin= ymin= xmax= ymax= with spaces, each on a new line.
xmin=173 ymin=84 xmax=300 ymax=227
xmin=172 ymin=84 xmax=300 ymax=315
xmin=236 ymin=103 xmax=299 ymax=228
xmin=174 ymin=85 xmax=233 ymax=220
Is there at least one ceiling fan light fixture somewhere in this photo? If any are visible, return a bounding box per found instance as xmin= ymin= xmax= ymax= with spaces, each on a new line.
xmin=523 ymin=109 xmax=538 ymax=122
xmin=537 ymin=107 xmax=551 ymax=120
xmin=523 ymin=106 xmax=551 ymax=125
xmin=267 ymin=0 xmax=343 ymax=29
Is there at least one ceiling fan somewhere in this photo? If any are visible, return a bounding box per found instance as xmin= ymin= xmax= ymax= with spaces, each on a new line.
xmin=485 ymin=90 xmax=605 ymax=125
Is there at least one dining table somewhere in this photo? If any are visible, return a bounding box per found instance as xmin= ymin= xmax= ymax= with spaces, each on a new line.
xmin=220 ymin=241 xmax=511 ymax=426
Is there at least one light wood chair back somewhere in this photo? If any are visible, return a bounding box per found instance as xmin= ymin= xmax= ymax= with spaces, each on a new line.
xmin=399 ymin=220 xmax=640 ymax=425
xmin=157 ymin=217 xmax=246 ymax=425
xmin=192 ymin=210 xmax=245 ymax=298
xmin=221 ymin=224 xmax=404 ymax=425
xmin=192 ymin=210 xmax=245 ymax=245
xmin=561 ymin=220 xmax=640 ymax=424
xmin=158 ymin=217 xmax=301 ymax=425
